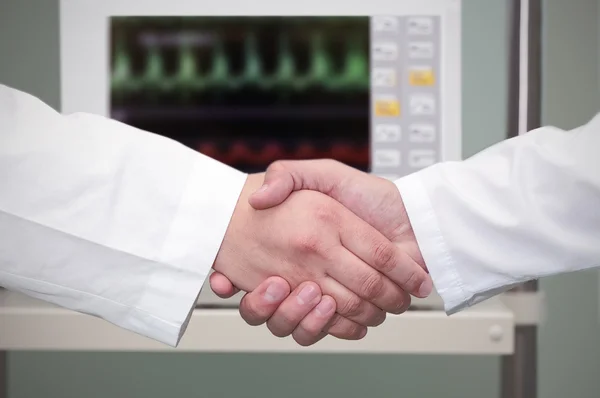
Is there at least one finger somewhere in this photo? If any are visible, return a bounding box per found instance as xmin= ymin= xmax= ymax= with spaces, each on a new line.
xmin=266 ymin=282 xmax=322 ymax=337
xmin=294 ymin=330 xmax=328 ymax=346
xmin=238 ymin=277 xmax=291 ymax=326
xmin=209 ymin=272 xmax=240 ymax=298
xmin=338 ymin=213 xmax=433 ymax=299
xmin=319 ymin=277 xmax=387 ymax=326
xmin=326 ymin=246 xmax=411 ymax=314
xmin=324 ymin=313 xmax=368 ymax=340
xmin=292 ymin=295 xmax=336 ymax=346
xmin=249 ymin=160 xmax=352 ymax=210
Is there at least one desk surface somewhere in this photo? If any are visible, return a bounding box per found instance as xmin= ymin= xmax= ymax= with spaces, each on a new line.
xmin=0 ymin=289 xmax=514 ymax=354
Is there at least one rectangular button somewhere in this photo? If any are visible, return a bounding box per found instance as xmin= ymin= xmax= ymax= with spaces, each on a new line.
xmin=407 ymin=17 xmax=434 ymax=35
xmin=409 ymin=124 xmax=436 ymax=142
xmin=409 ymin=66 xmax=435 ymax=86
xmin=373 ymin=42 xmax=398 ymax=61
xmin=409 ymin=95 xmax=435 ymax=115
xmin=408 ymin=149 xmax=436 ymax=168
xmin=374 ymin=124 xmax=401 ymax=142
xmin=374 ymin=150 xmax=401 ymax=167
xmin=372 ymin=68 xmax=396 ymax=87
xmin=408 ymin=42 xmax=434 ymax=59
xmin=374 ymin=95 xmax=400 ymax=117
xmin=372 ymin=16 xmax=399 ymax=32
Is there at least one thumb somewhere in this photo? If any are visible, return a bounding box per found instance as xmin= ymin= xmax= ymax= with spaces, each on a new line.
xmin=209 ymin=272 xmax=240 ymax=298
xmin=248 ymin=168 xmax=295 ymax=210
xmin=248 ymin=159 xmax=350 ymax=210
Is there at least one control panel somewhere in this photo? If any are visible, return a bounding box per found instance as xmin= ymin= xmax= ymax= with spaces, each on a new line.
xmin=370 ymin=15 xmax=441 ymax=180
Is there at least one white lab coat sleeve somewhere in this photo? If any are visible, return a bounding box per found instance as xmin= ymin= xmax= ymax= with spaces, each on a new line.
xmin=396 ymin=114 xmax=600 ymax=315
xmin=0 ymin=84 xmax=247 ymax=346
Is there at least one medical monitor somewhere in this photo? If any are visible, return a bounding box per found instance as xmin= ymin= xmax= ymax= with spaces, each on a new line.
xmin=60 ymin=0 xmax=462 ymax=181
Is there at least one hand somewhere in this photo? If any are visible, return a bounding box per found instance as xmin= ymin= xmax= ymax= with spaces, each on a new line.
xmin=212 ymin=275 xmax=337 ymax=346
xmin=213 ymin=161 xmax=429 ymax=295
xmin=212 ymin=173 xmax=430 ymax=339
xmin=249 ymin=160 xmax=427 ymax=276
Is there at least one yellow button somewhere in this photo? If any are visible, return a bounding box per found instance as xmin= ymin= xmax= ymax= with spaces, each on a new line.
xmin=409 ymin=68 xmax=435 ymax=86
xmin=374 ymin=97 xmax=400 ymax=117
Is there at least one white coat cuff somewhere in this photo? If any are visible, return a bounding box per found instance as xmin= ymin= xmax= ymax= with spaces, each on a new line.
xmin=140 ymin=158 xmax=247 ymax=346
xmin=395 ymin=172 xmax=469 ymax=315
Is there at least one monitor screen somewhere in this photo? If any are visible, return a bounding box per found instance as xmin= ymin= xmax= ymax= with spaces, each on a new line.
xmin=109 ymin=16 xmax=440 ymax=176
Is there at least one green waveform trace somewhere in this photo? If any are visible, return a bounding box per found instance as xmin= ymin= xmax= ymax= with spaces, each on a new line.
xmin=111 ymin=30 xmax=370 ymax=96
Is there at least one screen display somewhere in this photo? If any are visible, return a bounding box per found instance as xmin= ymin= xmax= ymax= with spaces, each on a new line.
xmin=110 ymin=17 xmax=370 ymax=173
xmin=110 ymin=16 xmax=440 ymax=176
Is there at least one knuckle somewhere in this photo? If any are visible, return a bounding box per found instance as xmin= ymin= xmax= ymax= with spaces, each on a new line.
xmin=292 ymin=233 xmax=322 ymax=254
xmin=338 ymin=295 xmax=364 ymax=318
xmin=267 ymin=316 xmax=294 ymax=337
xmin=354 ymin=327 xmax=367 ymax=340
xmin=402 ymin=268 xmax=424 ymax=292
xmin=342 ymin=323 xmax=364 ymax=340
xmin=362 ymin=308 xmax=386 ymax=327
xmin=392 ymin=294 xmax=412 ymax=314
xmin=293 ymin=332 xmax=316 ymax=347
xmin=239 ymin=298 xmax=265 ymax=326
xmin=402 ymin=295 xmax=413 ymax=312
xmin=267 ymin=323 xmax=291 ymax=338
xmin=359 ymin=272 xmax=386 ymax=300
xmin=325 ymin=313 xmax=343 ymax=330
xmin=299 ymin=320 xmax=323 ymax=337
xmin=293 ymin=336 xmax=310 ymax=347
xmin=313 ymin=202 xmax=338 ymax=224
xmin=371 ymin=241 xmax=398 ymax=273
xmin=267 ymin=160 xmax=289 ymax=173
xmin=372 ymin=311 xmax=387 ymax=327
xmin=325 ymin=315 xmax=360 ymax=339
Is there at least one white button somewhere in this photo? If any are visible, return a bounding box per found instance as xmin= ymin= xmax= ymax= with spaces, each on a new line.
xmin=374 ymin=124 xmax=401 ymax=142
xmin=374 ymin=150 xmax=401 ymax=167
xmin=372 ymin=68 xmax=396 ymax=87
xmin=407 ymin=17 xmax=434 ymax=35
xmin=408 ymin=42 xmax=434 ymax=58
xmin=408 ymin=149 xmax=436 ymax=168
xmin=373 ymin=42 xmax=398 ymax=61
xmin=409 ymin=124 xmax=436 ymax=143
xmin=410 ymin=95 xmax=436 ymax=115
xmin=372 ymin=16 xmax=399 ymax=32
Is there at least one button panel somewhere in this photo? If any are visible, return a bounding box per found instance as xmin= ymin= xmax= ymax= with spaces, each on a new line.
xmin=370 ymin=15 xmax=440 ymax=178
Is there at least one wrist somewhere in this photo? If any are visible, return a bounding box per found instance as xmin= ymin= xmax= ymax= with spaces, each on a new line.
xmin=393 ymin=186 xmax=428 ymax=272
xmin=212 ymin=173 xmax=264 ymax=275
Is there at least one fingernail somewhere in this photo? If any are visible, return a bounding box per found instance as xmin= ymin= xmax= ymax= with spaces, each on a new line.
xmin=359 ymin=328 xmax=368 ymax=339
xmin=418 ymin=278 xmax=433 ymax=297
xmin=264 ymin=282 xmax=286 ymax=303
xmin=315 ymin=298 xmax=334 ymax=318
xmin=297 ymin=285 xmax=318 ymax=305
xmin=255 ymin=184 xmax=269 ymax=194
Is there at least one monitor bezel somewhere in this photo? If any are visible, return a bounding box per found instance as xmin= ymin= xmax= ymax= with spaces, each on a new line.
xmin=59 ymin=0 xmax=462 ymax=163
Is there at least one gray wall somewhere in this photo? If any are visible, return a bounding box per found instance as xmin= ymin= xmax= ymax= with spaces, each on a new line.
xmin=1 ymin=0 xmax=598 ymax=397
xmin=538 ymin=0 xmax=600 ymax=397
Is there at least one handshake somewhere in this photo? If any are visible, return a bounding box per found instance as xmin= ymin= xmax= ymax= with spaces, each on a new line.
xmin=210 ymin=159 xmax=433 ymax=346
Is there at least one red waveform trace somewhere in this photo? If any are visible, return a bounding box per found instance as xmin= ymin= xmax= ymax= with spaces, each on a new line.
xmin=196 ymin=141 xmax=369 ymax=166
xmin=197 ymin=142 xmax=219 ymax=159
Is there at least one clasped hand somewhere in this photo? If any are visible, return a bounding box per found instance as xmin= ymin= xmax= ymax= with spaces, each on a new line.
xmin=210 ymin=160 xmax=432 ymax=346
